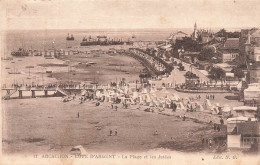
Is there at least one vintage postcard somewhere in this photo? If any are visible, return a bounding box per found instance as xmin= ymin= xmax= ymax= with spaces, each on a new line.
xmin=0 ymin=0 xmax=260 ymax=164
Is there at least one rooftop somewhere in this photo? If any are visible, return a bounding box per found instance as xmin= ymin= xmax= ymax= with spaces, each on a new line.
xmin=223 ymin=38 xmax=239 ymax=50
xmin=251 ymin=29 xmax=260 ymax=38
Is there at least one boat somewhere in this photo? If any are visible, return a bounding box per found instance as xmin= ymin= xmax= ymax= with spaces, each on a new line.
xmin=8 ymin=71 xmax=21 ymax=74
xmin=66 ymin=33 xmax=75 ymax=41
xmin=11 ymin=48 xmax=29 ymax=56
xmin=1 ymin=49 xmax=13 ymax=61
xmin=45 ymin=56 xmax=54 ymax=59
xmin=1 ymin=57 xmax=13 ymax=61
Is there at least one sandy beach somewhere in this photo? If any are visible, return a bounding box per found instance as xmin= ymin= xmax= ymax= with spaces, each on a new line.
xmin=2 ymin=97 xmax=227 ymax=154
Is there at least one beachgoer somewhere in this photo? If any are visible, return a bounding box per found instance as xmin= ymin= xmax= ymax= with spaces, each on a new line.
xmin=217 ymin=126 xmax=220 ymax=132
xmin=77 ymin=112 xmax=79 ymax=118
xmin=110 ymin=130 xmax=113 ymax=136
xmin=115 ymin=130 xmax=117 ymax=136
xmin=220 ymin=118 xmax=224 ymax=125
xmin=115 ymin=106 xmax=118 ymax=111
xmin=183 ymin=115 xmax=186 ymax=121
xmin=202 ymin=138 xmax=205 ymax=145
xmin=154 ymin=130 xmax=158 ymax=135
xmin=111 ymin=104 xmax=113 ymax=109
xmin=209 ymin=139 xmax=212 ymax=148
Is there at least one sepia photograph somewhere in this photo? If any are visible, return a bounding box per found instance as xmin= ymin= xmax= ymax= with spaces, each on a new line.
xmin=0 ymin=0 xmax=260 ymax=164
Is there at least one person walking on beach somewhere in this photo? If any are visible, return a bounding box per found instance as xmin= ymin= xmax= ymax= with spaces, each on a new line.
xmin=110 ymin=130 xmax=113 ymax=136
xmin=183 ymin=114 xmax=186 ymax=121
xmin=111 ymin=104 xmax=113 ymax=109
xmin=220 ymin=118 xmax=224 ymax=125
xmin=115 ymin=129 xmax=117 ymax=136
xmin=77 ymin=112 xmax=80 ymax=118
xmin=214 ymin=124 xmax=216 ymax=131
xmin=209 ymin=139 xmax=212 ymax=148
xmin=115 ymin=105 xmax=118 ymax=111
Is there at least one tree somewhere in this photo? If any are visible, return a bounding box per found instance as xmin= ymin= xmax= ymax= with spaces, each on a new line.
xmin=215 ymin=29 xmax=227 ymax=37
xmin=208 ymin=67 xmax=225 ymax=81
xmin=171 ymin=37 xmax=202 ymax=53
xmin=231 ymin=64 xmax=246 ymax=78
xmin=198 ymin=47 xmax=215 ymax=61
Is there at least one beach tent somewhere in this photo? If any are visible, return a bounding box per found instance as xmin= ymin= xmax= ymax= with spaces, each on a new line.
xmin=95 ymin=90 xmax=102 ymax=98
xmin=132 ymin=92 xmax=139 ymax=100
xmin=194 ymin=102 xmax=204 ymax=111
xmin=81 ymin=90 xmax=87 ymax=96
xmin=222 ymin=105 xmax=231 ymax=113
xmin=176 ymin=102 xmax=185 ymax=111
xmin=203 ymin=99 xmax=212 ymax=110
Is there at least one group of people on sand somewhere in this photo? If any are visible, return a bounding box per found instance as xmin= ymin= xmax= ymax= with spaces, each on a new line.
xmin=109 ymin=129 xmax=118 ymax=136
xmin=111 ymin=104 xmax=118 ymax=111
xmin=202 ymin=137 xmax=227 ymax=150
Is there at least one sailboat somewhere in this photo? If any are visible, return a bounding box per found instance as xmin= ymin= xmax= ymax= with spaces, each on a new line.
xmin=1 ymin=49 xmax=13 ymax=61
xmin=66 ymin=33 xmax=75 ymax=40
xmin=8 ymin=62 xmax=21 ymax=74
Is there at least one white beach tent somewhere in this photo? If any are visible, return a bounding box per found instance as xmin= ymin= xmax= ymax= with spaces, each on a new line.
xmin=81 ymin=90 xmax=87 ymax=96
xmin=194 ymin=102 xmax=204 ymax=111
xmin=222 ymin=105 xmax=231 ymax=113
xmin=132 ymin=92 xmax=139 ymax=100
xmin=203 ymin=99 xmax=212 ymax=110
xmin=176 ymin=102 xmax=185 ymax=111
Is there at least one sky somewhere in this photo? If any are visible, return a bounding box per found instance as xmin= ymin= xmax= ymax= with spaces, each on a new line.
xmin=1 ymin=0 xmax=260 ymax=30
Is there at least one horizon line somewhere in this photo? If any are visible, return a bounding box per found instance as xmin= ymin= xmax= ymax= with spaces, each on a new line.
xmin=1 ymin=26 xmax=259 ymax=32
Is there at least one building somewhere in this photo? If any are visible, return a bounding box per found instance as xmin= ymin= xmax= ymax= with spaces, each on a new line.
xmin=244 ymin=28 xmax=260 ymax=61
xmin=248 ymin=62 xmax=260 ymax=83
xmin=227 ymin=105 xmax=260 ymax=150
xmin=179 ymin=51 xmax=200 ymax=64
xmin=244 ymin=83 xmax=260 ymax=105
xmin=227 ymin=119 xmax=260 ymax=150
xmin=221 ymin=38 xmax=240 ymax=63
xmin=166 ymin=31 xmax=188 ymax=44
xmin=191 ymin=22 xmax=198 ymax=40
